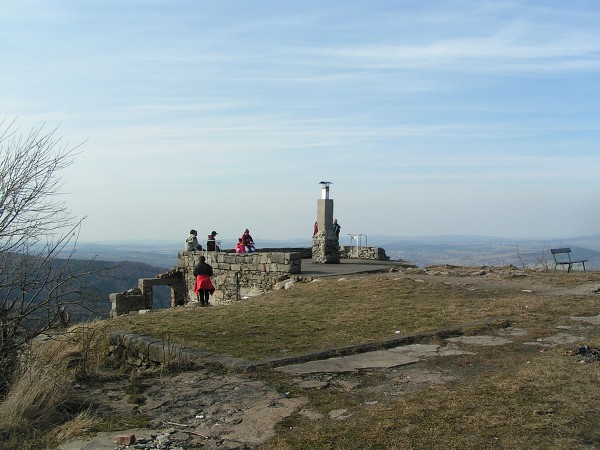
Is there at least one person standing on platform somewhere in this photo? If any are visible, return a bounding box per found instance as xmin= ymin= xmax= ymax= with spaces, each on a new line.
xmin=332 ymin=219 xmax=341 ymax=240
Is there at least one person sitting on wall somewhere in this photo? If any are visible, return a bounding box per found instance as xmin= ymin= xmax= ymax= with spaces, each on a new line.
xmin=235 ymin=238 xmax=246 ymax=254
xmin=241 ymin=228 xmax=256 ymax=253
xmin=193 ymin=255 xmax=214 ymax=307
xmin=185 ymin=229 xmax=202 ymax=251
xmin=206 ymin=230 xmax=220 ymax=251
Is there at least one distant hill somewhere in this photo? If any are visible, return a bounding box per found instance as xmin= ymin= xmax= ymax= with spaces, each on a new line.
xmin=377 ymin=236 xmax=600 ymax=269
xmin=59 ymin=258 xmax=169 ymax=322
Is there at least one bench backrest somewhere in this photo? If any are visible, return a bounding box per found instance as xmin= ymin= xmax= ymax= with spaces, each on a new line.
xmin=551 ymin=248 xmax=572 ymax=262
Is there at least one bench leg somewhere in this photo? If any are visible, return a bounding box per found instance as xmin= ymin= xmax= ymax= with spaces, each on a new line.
xmin=567 ymin=263 xmax=573 ymax=273
xmin=582 ymin=262 xmax=586 ymax=273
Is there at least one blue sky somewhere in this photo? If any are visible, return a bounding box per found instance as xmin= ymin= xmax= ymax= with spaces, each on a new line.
xmin=2 ymin=0 xmax=599 ymax=243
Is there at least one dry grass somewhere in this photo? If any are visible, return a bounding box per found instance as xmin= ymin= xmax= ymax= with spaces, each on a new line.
xmin=0 ymin=322 xmax=127 ymax=449
xmin=260 ymin=344 xmax=600 ymax=449
xmin=106 ymin=267 xmax=600 ymax=449
xmin=108 ymin=269 xmax=600 ymax=360
xmin=0 ymin=342 xmax=72 ymax=434
xmin=2 ymin=267 xmax=599 ymax=449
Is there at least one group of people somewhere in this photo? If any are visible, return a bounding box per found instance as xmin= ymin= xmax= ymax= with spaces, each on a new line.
xmin=235 ymin=229 xmax=255 ymax=253
xmin=184 ymin=228 xmax=256 ymax=253
xmin=186 ymin=228 xmax=256 ymax=307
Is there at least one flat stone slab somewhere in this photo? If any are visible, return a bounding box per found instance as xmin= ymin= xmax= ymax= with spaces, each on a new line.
xmin=497 ymin=327 xmax=528 ymax=336
xmin=388 ymin=343 xmax=473 ymax=357
xmin=276 ymin=350 xmax=420 ymax=374
xmin=275 ymin=344 xmax=474 ymax=374
xmin=523 ymin=332 xmax=586 ymax=347
xmin=445 ymin=336 xmax=513 ymax=346
xmin=570 ymin=314 xmax=600 ymax=325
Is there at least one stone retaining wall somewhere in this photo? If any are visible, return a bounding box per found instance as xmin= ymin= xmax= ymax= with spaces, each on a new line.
xmin=108 ymin=293 xmax=148 ymax=319
xmin=109 ymin=246 xmax=390 ymax=317
xmin=340 ymin=246 xmax=389 ymax=260
xmin=178 ymin=250 xmax=302 ymax=304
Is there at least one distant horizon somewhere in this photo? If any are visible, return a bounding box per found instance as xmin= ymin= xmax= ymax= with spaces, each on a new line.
xmin=76 ymin=232 xmax=600 ymax=246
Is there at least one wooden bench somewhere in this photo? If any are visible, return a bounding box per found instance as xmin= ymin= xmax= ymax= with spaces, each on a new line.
xmin=550 ymin=248 xmax=588 ymax=273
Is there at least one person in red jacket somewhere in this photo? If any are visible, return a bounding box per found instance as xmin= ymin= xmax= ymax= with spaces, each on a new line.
xmin=235 ymin=238 xmax=246 ymax=254
xmin=193 ymin=256 xmax=215 ymax=307
xmin=241 ymin=229 xmax=255 ymax=253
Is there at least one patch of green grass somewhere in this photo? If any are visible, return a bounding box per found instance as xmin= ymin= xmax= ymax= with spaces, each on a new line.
xmin=93 ymin=413 xmax=151 ymax=432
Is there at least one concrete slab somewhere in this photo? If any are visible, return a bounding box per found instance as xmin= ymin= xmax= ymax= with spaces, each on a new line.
xmin=570 ymin=314 xmax=600 ymax=325
xmin=275 ymin=344 xmax=475 ymax=375
xmin=276 ymin=350 xmax=419 ymax=374
xmin=523 ymin=332 xmax=586 ymax=347
xmin=300 ymin=259 xmax=407 ymax=278
xmin=446 ymin=336 xmax=513 ymax=346
xmin=497 ymin=327 xmax=528 ymax=336
xmin=388 ymin=343 xmax=474 ymax=358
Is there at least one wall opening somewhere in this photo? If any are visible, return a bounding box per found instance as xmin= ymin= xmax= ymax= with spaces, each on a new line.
xmin=152 ymin=285 xmax=172 ymax=309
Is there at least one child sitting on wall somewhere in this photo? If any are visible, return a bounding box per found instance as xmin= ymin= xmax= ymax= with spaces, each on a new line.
xmin=235 ymin=238 xmax=246 ymax=254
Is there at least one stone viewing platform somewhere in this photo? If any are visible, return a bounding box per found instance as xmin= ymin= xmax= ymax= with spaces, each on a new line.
xmin=108 ymin=179 xmax=402 ymax=317
xmin=108 ymin=247 xmax=409 ymax=318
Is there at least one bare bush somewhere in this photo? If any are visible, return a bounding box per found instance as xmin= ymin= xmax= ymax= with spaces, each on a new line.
xmin=0 ymin=119 xmax=95 ymax=397
xmin=535 ymin=245 xmax=550 ymax=271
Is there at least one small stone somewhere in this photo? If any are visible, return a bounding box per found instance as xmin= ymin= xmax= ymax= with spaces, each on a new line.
xmin=115 ymin=434 xmax=136 ymax=445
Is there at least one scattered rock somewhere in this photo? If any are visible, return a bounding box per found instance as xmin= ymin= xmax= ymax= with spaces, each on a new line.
xmin=115 ymin=434 xmax=135 ymax=446
xmin=124 ymin=287 xmax=142 ymax=295
xmin=569 ymin=345 xmax=600 ymax=362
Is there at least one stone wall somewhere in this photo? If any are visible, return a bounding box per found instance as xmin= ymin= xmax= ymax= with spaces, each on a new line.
xmin=225 ymin=247 xmax=312 ymax=259
xmin=108 ymin=293 xmax=148 ymax=318
xmin=178 ymin=250 xmax=302 ymax=304
xmin=340 ymin=246 xmax=389 ymax=261
xmin=312 ymin=233 xmax=340 ymax=263
xmin=109 ymin=246 xmax=391 ymax=317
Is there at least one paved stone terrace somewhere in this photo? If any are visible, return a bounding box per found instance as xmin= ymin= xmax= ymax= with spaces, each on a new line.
xmin=300 ymin=258 xmax=413 ymax=277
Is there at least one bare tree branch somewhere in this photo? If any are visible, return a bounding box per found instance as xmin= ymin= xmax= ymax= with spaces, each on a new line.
xmin=0 ymin=119 xmax=90 ymax=397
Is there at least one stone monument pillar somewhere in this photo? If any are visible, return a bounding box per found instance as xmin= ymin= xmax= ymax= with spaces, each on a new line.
xmin=312 ymin=182 xmax=340 ymax=263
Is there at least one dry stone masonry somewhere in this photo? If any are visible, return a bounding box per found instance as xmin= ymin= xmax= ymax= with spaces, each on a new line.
xmin=178 ymin=250 xmax=301 ymax=304
xmin=109 ymin=245 xmax=390 ymax=317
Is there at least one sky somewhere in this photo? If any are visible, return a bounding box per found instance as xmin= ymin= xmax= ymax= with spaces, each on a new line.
xmin=2 ymin=0 xmax=600 ymax=244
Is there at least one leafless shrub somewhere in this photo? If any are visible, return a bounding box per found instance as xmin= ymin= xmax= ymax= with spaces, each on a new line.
xmin=0 ymin=119 xmax=95 ymax=397
xmin=535 ymin=245 xmax=550 ymax=272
